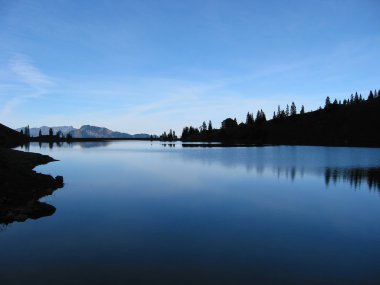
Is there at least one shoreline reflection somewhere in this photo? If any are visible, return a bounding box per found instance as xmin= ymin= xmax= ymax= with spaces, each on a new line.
xmin=20 ymin=141 xmax=111 ymax=150
xmin=325 ymin=167 xmax=380 ymax=191
xmin=178 ymin=146 xmax=380 ymax=191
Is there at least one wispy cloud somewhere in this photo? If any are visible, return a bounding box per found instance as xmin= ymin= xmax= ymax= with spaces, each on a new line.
xmin=1 ymin=97 xmax=24 ymax=117
xmin=9 ymin=53 xmax=53 ymax=89
xmin=0 ymin=53 xmax=54 ymax=118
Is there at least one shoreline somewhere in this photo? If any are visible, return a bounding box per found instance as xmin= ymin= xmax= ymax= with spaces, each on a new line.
xmin=0 ymin=147 xmax=63 ymax=224
xmin=25 ymin=136 xmax=380 ymax=148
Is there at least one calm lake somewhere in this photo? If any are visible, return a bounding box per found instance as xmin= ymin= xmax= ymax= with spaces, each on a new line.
xmin=1 ymin=142 xmax=380 ymax=284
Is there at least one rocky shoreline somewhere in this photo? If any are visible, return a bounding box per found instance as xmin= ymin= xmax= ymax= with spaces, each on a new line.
xmin=0 ymin=147 xmax=63 ymax=224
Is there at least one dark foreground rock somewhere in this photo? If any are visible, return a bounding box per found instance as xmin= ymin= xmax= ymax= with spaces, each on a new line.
xmin=0 ymin=147 xmax=63 ymax=224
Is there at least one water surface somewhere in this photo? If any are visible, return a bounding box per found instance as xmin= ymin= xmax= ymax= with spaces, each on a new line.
xmin=1 ymin=142 xmax=380 ymax=284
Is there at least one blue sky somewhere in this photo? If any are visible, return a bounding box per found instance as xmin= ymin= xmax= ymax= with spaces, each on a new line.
xmin=1 ymin=0 xmax=379 ymax=134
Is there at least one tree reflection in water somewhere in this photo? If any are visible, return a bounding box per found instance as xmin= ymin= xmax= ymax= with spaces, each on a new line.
xmin=325 ymin=167 xmax=380 ymax=191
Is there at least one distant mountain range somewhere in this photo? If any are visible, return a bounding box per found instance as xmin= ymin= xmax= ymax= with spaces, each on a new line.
xmin=69 ymin=125 xmax=150 ymax=139
xmin=16 ymin=125 xmax=150 ymax=139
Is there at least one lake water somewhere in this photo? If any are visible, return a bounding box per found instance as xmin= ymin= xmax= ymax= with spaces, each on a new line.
xmin=2 ymin=142 xmax=380 ymax=284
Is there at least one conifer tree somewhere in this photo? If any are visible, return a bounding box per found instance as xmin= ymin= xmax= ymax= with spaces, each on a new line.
xmin=300 ymin=105 xmax=305 ymax=114
xmin=201 ymin=121 xmax=207 ymax=132
xmin=260 ymin=109 xmax=266 ymax=122
xmin=325 ymin=96 xmax=331 ymax=108
xmin=368 ymin=90 xmax=374 ymax=100
xmin=290 ymin=102 xmax=296 ymax=116
xmin=354 ymin=92 xmax=359 ymax=103
xmin=256 ymin=110 xmax=261 ymax=122
xmin=208 ymin=120 xmax=213 ymax=131
xmin=170 ymin=129 xmax=174 ymax=140
xmin=255 ymin=110 xmax=266 ymax=124
xmin=182 ymin=127 xmax=189 ymax=139
xmin=246 ymin=112 xmax=254 ymax=126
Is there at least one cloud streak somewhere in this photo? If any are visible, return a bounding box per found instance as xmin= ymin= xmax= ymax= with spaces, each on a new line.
xmin=0 ymin=53 xmax=55 ymax=119
xmin=9 ymin=54 xmax=53 ymax=89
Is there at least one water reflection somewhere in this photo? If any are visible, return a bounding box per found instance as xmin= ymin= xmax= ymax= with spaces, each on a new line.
xmin=162 ymin=143 xmax=176 ymax=147
xmin=0 ymin=223 xmax=9 ymax=232
xmin=179 ymin=146 xmax=380 ymax=191
xmin=6 ymin=142 xmax=380 ymax=284
xmin=21 ymin=141 xmax=111 ymax=150
xmin=251 ymin=165 xmax=380 ymax=191
xmin=264 ymin=166 xmax=380 ymax=191
xmin=325 ymin=167 xmax=380 ymax=191
xmin=73 ymin=141 xmax=111 ymax=148
xmin=17 ymin=142 xmax=380 ymax=193
xmin=19 ymin=142 xmax=30 ymax=151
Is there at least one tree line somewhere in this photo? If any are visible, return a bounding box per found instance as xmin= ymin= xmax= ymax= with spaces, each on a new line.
xmin=159 ymin=129 xmax=177 ymax=141
xmin=20 ymin=127 xmax=73 ymax=140
xmin=178 ymin=89 xmax=380 ymax=144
